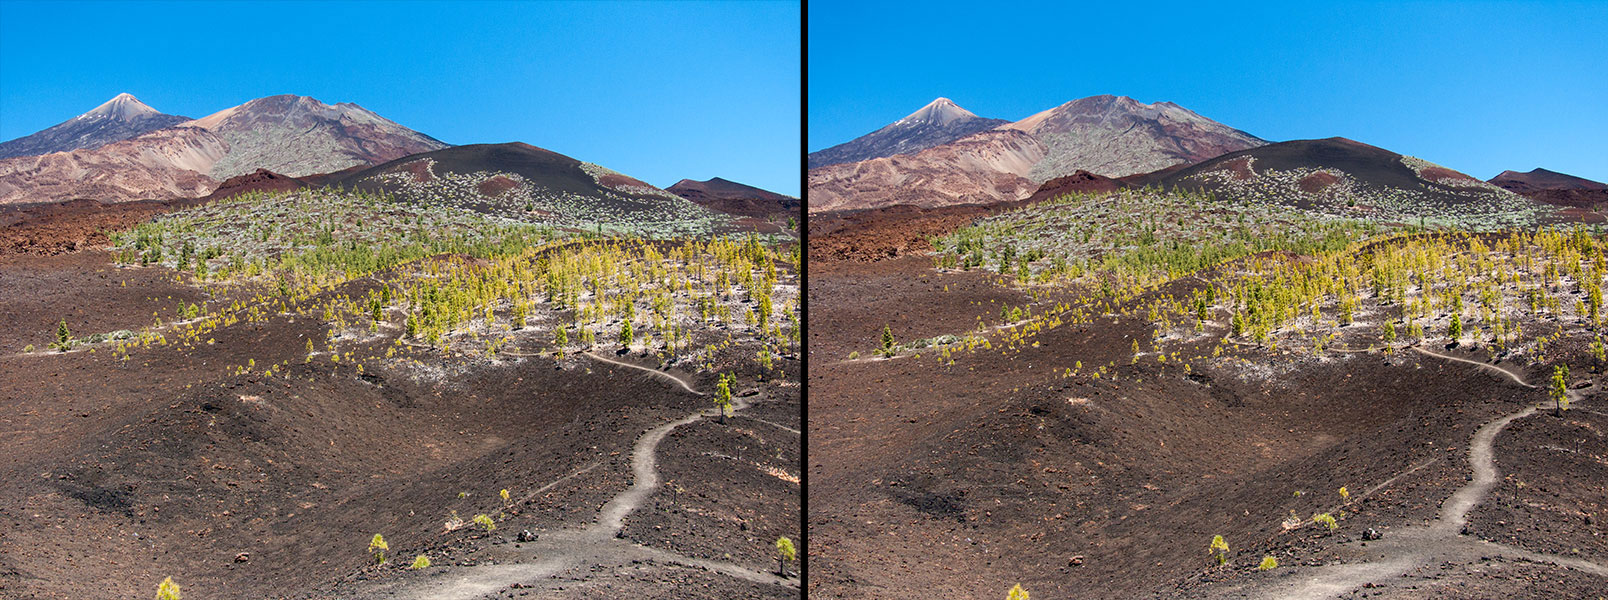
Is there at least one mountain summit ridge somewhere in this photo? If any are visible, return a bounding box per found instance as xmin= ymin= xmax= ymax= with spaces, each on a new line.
xmin=0 ymin=92 xmax=191 ymax=159
xmin=807 ymin=97 xmax=1010 ymax=169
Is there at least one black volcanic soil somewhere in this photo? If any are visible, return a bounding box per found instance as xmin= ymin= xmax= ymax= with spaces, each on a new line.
xmin=808 ymin=232 xmax=1607 ymax=597
xmin=332 ymin=142 xmax=671 ymax=206
xmin=0 ymin=239 xmax=799 ymax=599
xmin=1469 ymin=396 xmax=1608 ymax=561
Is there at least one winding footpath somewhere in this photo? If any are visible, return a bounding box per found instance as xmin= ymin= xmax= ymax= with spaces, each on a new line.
xmin=1226 ymin=347 xmax=1607 ymax=599
xmin=349 ymin=353 xmax=797 ymax=599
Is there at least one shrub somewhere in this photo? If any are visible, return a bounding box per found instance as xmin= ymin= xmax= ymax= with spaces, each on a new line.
xmin=473 ymin=513 xmax=496 ymax=531
xmin=1313 ymin=512 xmax=1338 ymax=531
xmin=1338 ymin=486 xmax=1350 ymax=503
xmin=775 ymin=536 xmax=796 ymax=576
xmin=368 ymin=533 xmax=389 ymax=564
xmin=881 ymin=325 xmax=896 ymax=357
xmin=409 ymin=554 xmax=431 ymax=570
xmin=1007 ymin=583 xmax=1029 ymax=600
xmin=1210 ymin=535 xmax=1229 ymax=565
xmin=156 ymin=577 xmax=182 ymax=600
xmin=1258 ymin=556 xmax=1278 ymax=570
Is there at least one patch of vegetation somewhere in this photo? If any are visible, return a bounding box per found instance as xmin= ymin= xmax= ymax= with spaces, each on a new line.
xmin=775 ymin=536 xmax=796 ymax=576
xmin=1007 ymin=583 xmax=1029 ymax=600
xmin=368 ymin=533 xmax=389 ymax=565
xmin=1210 ymin=534 xmax=1230 ymax=566
xmin=156 ymin=577 xmax=182 ymax=600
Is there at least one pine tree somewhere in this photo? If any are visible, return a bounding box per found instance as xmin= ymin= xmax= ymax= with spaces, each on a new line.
xmin=1551 ymin=364 xmax=1570 ymax=416
xmin=775 ymin=536 xmax=796 ymax=577
xmin=713 ymin=373 xmax=735 ymax=423
xmin=55 ymin=319 xmax=71 ymax=351
xmin=881 ymin=325 xmax=895 ymax=358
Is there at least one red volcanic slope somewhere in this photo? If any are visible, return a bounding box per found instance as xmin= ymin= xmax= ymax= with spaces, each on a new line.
xmin=667 ymin=177 xmax=800 ymax=219
xmin=201 ymin=168 xmax=308 ymax=201
xmin=1022 ymin=170 xmax=1126 ymax=204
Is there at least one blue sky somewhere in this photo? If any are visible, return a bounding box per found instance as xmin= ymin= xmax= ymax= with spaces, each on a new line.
xmin=0 ymin=0 xmax=800 ymax=196
xmin=809 ymin=1 xmax=1607 ymax=182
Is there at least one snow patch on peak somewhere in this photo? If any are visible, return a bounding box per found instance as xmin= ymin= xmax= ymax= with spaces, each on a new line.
xmin=899 ymin=97 xmax=979 ymax=126
xmin=81 ymin=93 xmax=161 ymax=121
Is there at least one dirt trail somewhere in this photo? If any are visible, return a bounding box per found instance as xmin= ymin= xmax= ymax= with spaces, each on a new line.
xmin=584 ymin=350 xmax=706 ymax=396
xmin=348 ymin=361 xmax=794 ymax=599
xmin=1221 ymin=347 xmax=1606 ymax=599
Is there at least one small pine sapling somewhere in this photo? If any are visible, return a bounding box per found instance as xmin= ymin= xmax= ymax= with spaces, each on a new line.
xmin=1258 ymin=556 xmax=1278 ymax=571
xmin=713 ymin=372 xmax=735 ymax=423
xmin=881 ymin=325 xmax=896 ymax=358
xmin=409 ymin=554 xmax=431 ymax=570
xmin=1007 ymin=583 xmax=1030 ymax=600
xmin=1313 ymin=512 xmax=1338 ymax=531
xmin=156 ymin=577 xmax=182 ymax=600
xmin=1551 ymin=364 xmax=1570 ymax=416
xmin=775 ymin=536 xmax=796 ymax=576
xmin=1210 ymin=535 xmax=1229 ymax=565
xmin=473 ymin=513 xmax=496 ymax=531
xmin=368 ymin=533 xmax=389 ymax=564
xmin=55 ymin=319 xmax=72 ymax=351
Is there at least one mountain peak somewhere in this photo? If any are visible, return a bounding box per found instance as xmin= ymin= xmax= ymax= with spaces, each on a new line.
xmin=809 ymin=98 xmax=1008 ymax=168
xmin=81 ymin=93 xmax=161 ymax=121
xmin=998 ymin=94 xmax=1265 ymax=180
xmin=900 ymin=97 xmax=979 ymax=127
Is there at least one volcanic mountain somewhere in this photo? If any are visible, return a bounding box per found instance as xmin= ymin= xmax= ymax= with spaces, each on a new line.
xmin=807 ymin=98 xmax=1009 ymax=169
xmin=181 ymin=94 xmax=448 ymax=180
xmin=666 ymin=177 xmax=801 ymax=220
xmin=1488 ymin=168 xmax=1608 ymax=208
xmin=1002 ymin=94 xmax=1265 ymax=180
xmin=328 ymin=142 xmax=737 ymax=235
xmin=0 ymin=93 xmax=191 ymax=159
xmin=807 ymin=129 xmax=1047 ymax=213
xmin=0 ymin=126 xmax=227 ymax=205
xmin=1136 ymin=137 xmax=1547 ymax=223
xmin=807 ymin=95 xmax=1263 ymax=213
xmin=0 ymin=94 xmax=446 ymax=205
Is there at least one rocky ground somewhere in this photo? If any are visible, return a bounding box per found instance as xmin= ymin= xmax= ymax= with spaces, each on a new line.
xmin=0 ymin=201 xmax=800 ymax=599
xmin=807 ymin=208 xmax=1607 ymax=599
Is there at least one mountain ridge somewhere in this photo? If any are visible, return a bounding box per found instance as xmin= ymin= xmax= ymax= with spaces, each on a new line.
xmin=807 ymin=97 xmax=1010 ymax=169
xmin=0 ymin=93 xmax=191 ymax=159
xmin=0 ymin=94 xmax=447 ymax=205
